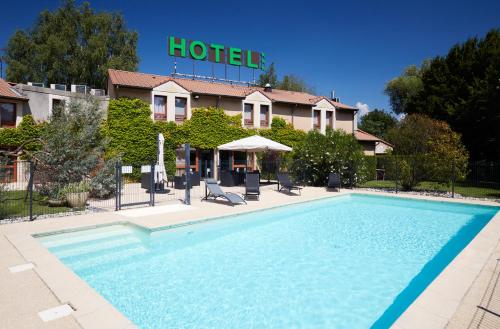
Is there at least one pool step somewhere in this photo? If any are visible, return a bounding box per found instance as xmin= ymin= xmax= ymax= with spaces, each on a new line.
xmin=70 ymin=245 xmax=150 ymax=275
xmin=39 ymin=225 xmax=137 ymax=248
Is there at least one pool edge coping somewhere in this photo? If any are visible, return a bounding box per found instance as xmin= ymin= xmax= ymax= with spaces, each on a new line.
xmin=4 ymin=190 xmax=499 ymax=329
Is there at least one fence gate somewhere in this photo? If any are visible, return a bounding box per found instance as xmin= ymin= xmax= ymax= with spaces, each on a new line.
xmin=115 ymin=163 xmax=155 ymax=210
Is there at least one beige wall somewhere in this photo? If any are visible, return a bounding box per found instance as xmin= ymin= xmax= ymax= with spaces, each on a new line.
xmin=219 ymin=97 xmax=243 ymax=116
xmin=113 ymin=87 xmax=151 ymax=104
xmin=190 ymin=94 xmax=242 ymax=117
xmin=293 ymin=106 xmax=313 ymax=131
xmin=192 ymin=95 xmax=218 ymax=109
xmin=107 ymin=86 xmax=357 ymax=136
xmin=272 ymin=103 xmax=313 ymax=132
xmin=336 ymin=109 xmax=354 ymax=133
xmin=360 ymin=141 xmax=376 ymax=155
xmin=272 ymin=103 xmax=292 ymax=124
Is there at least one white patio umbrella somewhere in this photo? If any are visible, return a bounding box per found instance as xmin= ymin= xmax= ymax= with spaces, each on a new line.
xmin=217 ymin=135 xmax=292 ymax=152
xmin=156 ymin=133 xmax=167 ymax=184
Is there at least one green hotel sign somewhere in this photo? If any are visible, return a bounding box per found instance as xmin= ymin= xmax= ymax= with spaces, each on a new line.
xmin=168 ymin=36 xmax=266 ymax=70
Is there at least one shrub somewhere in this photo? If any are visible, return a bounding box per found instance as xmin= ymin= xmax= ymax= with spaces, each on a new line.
xmin=259 ymin=117 xmax=306 ymax=149
xmin=292 ymin=128 xmax=370 ymax=186
xmin=90 ymin=158 xmax=118 ymax=199
xmin=179 ymin=107 xmax=252 ymax=149
xmin=32 ymin=97 xmax=106 ymax=199
xmin=60 ymin=181 xmax=91 ymax=198
xmin=386 ymin=114 xmax=468 ymax=190
xmin=0 ymin=115 xmax=42 ymax=152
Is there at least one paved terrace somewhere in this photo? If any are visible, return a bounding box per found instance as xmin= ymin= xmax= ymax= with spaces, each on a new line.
xmin=0 ymin=186 xmax=499 ymax=329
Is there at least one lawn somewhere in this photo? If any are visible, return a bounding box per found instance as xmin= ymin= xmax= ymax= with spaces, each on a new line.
xmin=0 ymin=190 xmax=71 ymax=220
xmin=359 ymin=180 xmax=500 ymax=199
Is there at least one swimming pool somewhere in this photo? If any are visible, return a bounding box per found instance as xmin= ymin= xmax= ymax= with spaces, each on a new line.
xmin=37 ymin=194 xmax=499 ymax=328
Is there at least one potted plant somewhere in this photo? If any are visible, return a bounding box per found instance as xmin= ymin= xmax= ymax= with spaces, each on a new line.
xmin=47 ymin=189 xmax=67 ymax=207
xmin=61 ymin=181 xmax=90 ymax=209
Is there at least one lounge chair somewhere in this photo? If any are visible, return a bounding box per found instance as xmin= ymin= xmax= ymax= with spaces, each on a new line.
xmin=245 ymin=173 xmax=260 ymax=200
xmin=203 ymin=178 xmax=246 ymax=206
xmin=327 ymin=172 xmax=341 ymax=191
xmin=277 ymin=173 xmax=302 ymax=195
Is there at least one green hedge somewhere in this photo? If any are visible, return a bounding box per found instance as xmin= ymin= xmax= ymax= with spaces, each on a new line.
xmin=259 ymin=117 xmax=306 ymax=149
xmin=0 ymin=115 xmax=41 ymax=151
xmin=358 ymin=155 xmax=377 ymax=182
xmin=104 ymin=98 xmax=176 ymax=178
xmin=179 ymin=107 xmax=253 ymax=149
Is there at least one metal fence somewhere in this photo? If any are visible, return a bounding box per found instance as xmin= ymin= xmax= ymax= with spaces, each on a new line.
xmin=369 ymin=156 xmax=500 ymax=199
xmin=0 ymin=146 xmax=202 ymax=222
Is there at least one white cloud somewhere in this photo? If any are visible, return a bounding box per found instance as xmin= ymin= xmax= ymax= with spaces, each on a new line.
xmin=355 ymin=102 xmax=370 ymax=117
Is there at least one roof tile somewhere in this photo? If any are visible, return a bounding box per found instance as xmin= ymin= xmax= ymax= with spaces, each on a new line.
xmin=0 ymin=78 xmax=27 ymax=100
xmin=108 ymin=69 xmax=357 ymax=109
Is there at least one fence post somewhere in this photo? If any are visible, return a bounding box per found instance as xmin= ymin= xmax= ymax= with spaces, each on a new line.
xmin=115 ymin=162 xmax=120 ymax=211
xmin=451 ymin=160 xmax=456 ymax=198
xmin=349 ymin=162 xmax=354 ymax=189
xmin=28 ymin=161 xmax=34 ymax=221
xmin=184 ymin=143 xmax=191 ymax=205
xmin=395 ymin=156 xmax=399 ymax=194
xmin=150 ymin=163 xmax=155 ymax=206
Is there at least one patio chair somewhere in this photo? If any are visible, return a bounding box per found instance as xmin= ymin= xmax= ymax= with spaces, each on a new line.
xmin=203 ymin=178 xmax=246 ymax=206
xmin=277 ymin=173 xmax=302 ymax=195
xmin=245 ymin=173 xmax=260 ymax=200
xmin=327 ymin=172 xmax=341 ymax=191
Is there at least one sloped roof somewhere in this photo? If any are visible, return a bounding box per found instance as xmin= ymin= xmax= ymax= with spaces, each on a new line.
xmin=0 ymin=78 xmax=27 ymax=100
xmin=354 ymin=129 xmax=393 ymax=146
xmin=108 ymin=69 xmax=357 ymax=110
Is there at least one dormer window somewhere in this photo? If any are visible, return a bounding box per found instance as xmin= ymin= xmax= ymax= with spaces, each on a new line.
xmin=326 ymin=111 xmax=333 ymax=129
xmin=244 ymin=103 xmax=254 ymax=126
xmin=175 ymin=97 xmax=187 ymax=122
xmin=313 ymin=110 xmax=321 ymax=130
xmin=260 ymin=105 xmax=269 ymax=127
xmin=154 ymin=96 xmax=167 ymax=120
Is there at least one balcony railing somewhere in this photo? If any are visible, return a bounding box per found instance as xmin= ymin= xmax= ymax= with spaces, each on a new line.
xmin=154 ymin=112 xmax=167 ymax=120
xmin=175 ymin=114 xmax=187 ymax=123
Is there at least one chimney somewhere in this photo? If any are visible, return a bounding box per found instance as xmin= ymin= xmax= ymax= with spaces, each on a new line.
xmin=331 ymin=90 xmax=335 ymax=100
xmin=264 ymin=83 xmax=272 ymax=92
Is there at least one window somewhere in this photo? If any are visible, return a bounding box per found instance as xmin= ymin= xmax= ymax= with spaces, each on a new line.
xmin=52 ymin=99 xmax=66 ymax=112
xmin=175 ymin=97 xmax=187 ymax=122
xmin=0 ymin=103 xmax=16 ymax=127
xmin=0 ymin=156 xmax=17 ymax=183
xmin=313 ymin=110 xmax=321 ymax=129
xmin=260 ymin=105 xmax=269 ymax=127
xmin=244 ymin=103 xmax=254 ymax=126
xmin=326 ymin=111 xmax=333 ymax=129
xmin=154 ymin=96 xmax=167 ymax=120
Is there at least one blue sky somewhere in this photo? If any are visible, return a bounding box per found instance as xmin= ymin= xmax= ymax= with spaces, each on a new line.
xmin=1 ymin=0 xmax=499 ymax=115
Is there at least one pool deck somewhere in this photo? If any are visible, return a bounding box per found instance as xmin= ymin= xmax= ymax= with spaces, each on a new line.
xmin=0 ymin=187 xmax=499 ymax=328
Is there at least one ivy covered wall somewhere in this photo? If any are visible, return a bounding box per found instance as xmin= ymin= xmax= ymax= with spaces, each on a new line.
xmin=0 ymin=115 xmax=42 ymax=151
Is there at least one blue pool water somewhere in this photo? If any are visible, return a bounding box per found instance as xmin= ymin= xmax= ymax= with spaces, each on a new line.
xmin=37 ymin=194 xmax=498 ymax=328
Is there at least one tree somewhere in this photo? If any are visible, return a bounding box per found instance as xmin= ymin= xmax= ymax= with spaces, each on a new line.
xmin=292 ymin=129 xmax=371 ymax=186
xmin=358 ymin=109 xmax=397 ymax=139
xmin=278 ymin=74 xmax=314 ymax=93
xmin=384 ymin=29 xmax=500 ymax=161
xmin=258 ymin=62 xmax=278 ymax=87
xmin=5 ymin=0 xmax=138 ymax=89
xmin=257 ymin=62 xmax=313 ymax=93
xmin=32 ymin=97 xmax=109 ymax=199
xmin=384 ymin=63 xmax=428 ymax=114
xmin=386 ymin=114 xmax=468 ymax=190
